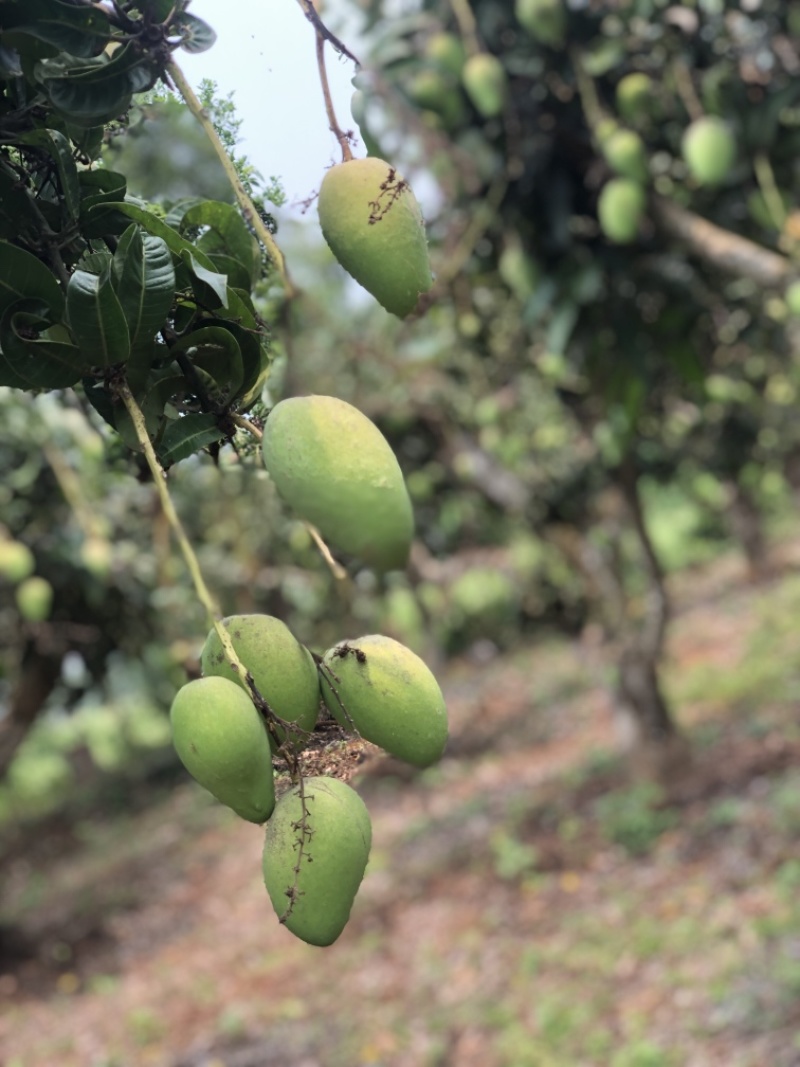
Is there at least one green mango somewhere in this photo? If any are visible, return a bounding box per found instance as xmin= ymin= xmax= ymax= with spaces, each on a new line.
xmin=515 ymin=0 xmax=566 ymax=48
xmin=425 ymin=32 xmax=466 ymax=77
xmin=200 ymin=614 xmax=320 ymax=752
xmin=615 ymin=73 xmax=654 ymax=124
xmin=318 ymin=156 xmax=433 ymax=318
xmin=598 ymin=178 xmax=645 ymax=244
xmin=601 ymin=128 xmax=648 ymax=183
xmin=320 ymin=634 xmax=448 ymax=768
xmin=0 ymin=540 xmax=35 ymax=583
xmin=786 ymin=281 xmax=800 ymax=318
xmin=681 ymin=117 xmax=735 ymax=186
xmin=170 ymin=675 xmax=275 ymax=823
xmin=15 ymin=575 xmax=52 ymax=622
xmin=263 ymin=776 xmax=372 ymax=946
xmin=262 ymin=395 xmax=414 ymax=573
xmin=462 ymin=53 xmax=507 ymax=119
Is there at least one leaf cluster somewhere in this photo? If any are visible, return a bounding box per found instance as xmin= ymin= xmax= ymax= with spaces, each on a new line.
xmin=0 ymin=0 xmax=272 ymax=466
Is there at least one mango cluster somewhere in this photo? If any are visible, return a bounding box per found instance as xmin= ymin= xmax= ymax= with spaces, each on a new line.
xmin=169 ymin=614 xmax=448 ymax=946
xmin=0 ymin=529 xmax=53 ymax=623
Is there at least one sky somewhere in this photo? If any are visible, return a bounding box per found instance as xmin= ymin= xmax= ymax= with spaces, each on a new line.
xmin=179 ymin=0 xmax=364 ymax=216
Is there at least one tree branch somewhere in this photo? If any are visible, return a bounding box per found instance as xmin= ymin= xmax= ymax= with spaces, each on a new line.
xmin=651 ymin=195 xmax=791 ymax=289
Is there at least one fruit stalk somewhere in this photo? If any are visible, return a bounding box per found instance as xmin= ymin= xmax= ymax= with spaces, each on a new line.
xmin=315 ymin=30 xmax=353 ymax=163
xmin=166 ymin=60 xmax=296 ymax=300
xmin=116 ymin=381 xmax=254 ymax=696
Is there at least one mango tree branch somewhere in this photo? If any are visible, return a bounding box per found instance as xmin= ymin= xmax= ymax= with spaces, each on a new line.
xmin=166 ymin=60 xmax=297 ymax=301
xmin=651 ymin=195 xmax=791 ymax=289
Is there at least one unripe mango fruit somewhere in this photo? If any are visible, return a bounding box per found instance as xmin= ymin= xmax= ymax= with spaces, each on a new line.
xmin=515 ymin=0 xmax=566 ymax=47
xmin=170 ymin=675 xmax=275 ymax=823
xmin=318 ymin=157 xmax=433 ymax=318
xmin=615 ymin=73 xmax=654 ymax=124
xmin=462 ymin=53 xmax=507 ymax=119
xmin=0 ymin=540 xmax=35 ymax=583
xmin=320 ymin=634 xmax=448 ymax=768
xmin=601 ymin=128 xmax=648 ymax=183
xmin=425 ymin=32 xmax=466 ymax=77
xmin=16 ymin=575 xmax=52 ymax=622
xmin=598 ymin=178 xmax=645 ymax=244
xmin=201 ymin=614 xmax=319 ymax=752
xmin=263 ymin=776 xmax=372 ymax=946
xmin=681 ymin=117 xmax=735 ymax=186
xmin=262 ymin=395 xmax=414 ymax=572
xmin=786 ymin=281 xmax=800 ymax=318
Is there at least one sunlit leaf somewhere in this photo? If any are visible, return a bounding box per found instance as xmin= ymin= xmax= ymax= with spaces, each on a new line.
xmin=111 ymin=226 xmax=175 ymax=352
xmin=158 ymin=414 xmax=223 ymax=465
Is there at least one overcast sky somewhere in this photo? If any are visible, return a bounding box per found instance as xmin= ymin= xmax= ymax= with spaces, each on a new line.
xmin=180 ymin=0 xmax=363 ymax=215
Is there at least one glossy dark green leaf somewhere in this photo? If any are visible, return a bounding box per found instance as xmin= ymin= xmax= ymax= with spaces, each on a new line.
xmin=87 ymin=202 xmax=218 ymax=272
xmin=0 ymin=241 xmax=64 ymax=321
xmin=171 ymin=325 xmax=243 ymax=401
xmin=208 ymin=318 xmax=268 ymax=403
xmin=158 ymin=414 xmax=223 ymax=465
xmin=17 ymin=128 xmax=81 ymax=221
xmin=183 ymin=201 xmax=260 ymax=287
xmin=172 ymin=13 xmax=218 ymax=54
xmin=78 ymin=169 xmax=127 ymax=213
xmin=111 ymin=226 xmax=175 ymax=351
xmin=0 ymin=301 xmax=84 ymax=390
xmin=181 ymin=251 xmax=229 ymax=309
xmin=67 ymin=268 xmax=130 ymax=369
xmin=0 ymin=166 xmax=41 ymax=242
xmin=204 ymin=252 xmax=252 ymax=293
xmin=39 ymin=45 xmax=158 ymax=125
xmin=2 ymin=0 xmax=111 ymax=58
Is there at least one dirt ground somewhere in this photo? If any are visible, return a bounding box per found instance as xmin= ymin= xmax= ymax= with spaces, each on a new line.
xmin=4 ymin=545 xmax=800 ymax=1067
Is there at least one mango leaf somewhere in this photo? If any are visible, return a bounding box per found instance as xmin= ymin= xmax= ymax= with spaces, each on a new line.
xmin=181 ymin=251 xmax=229 ymax=309
xmin=140 ymin=0 xmax=178 ymax=21
xmin=171 ymin=325 xmax=243 ymax=402
xmin=111 ymin=226 xmax=175 ymax=351
xmin=0 ymin=45 xmax=23 ymax=78
xmin=78 ymin=169 xmax=127 ymax=213
xmin=0 ymin=241 xmax=65 ymax=321
xmin=38 ymin=45 xmax=158 ymax=125
xmin=208 ymin=318 xmax=269 ymax=403
xmin=67 ymin=268 xmax=130 ymax=369
xmin=0 ymin=301 xmax=84 ymax=390
xmin=172 ymin=13 xmax=217 ymax=54
xmin=158 ymin=414 xmax=223 ymax=465
xmin=86 ymin=202 xmax=218 ymax=272
xmin=2 ymin=0 xmax=111 ymax=58
xmin=0 ymin=166 xmax=40 ymax=242
xmin=183 ymin=201 xmax=261 ymax=287
xmin=17 ymin=128 xmax=81 ymax=221
xmin=204 ymin=252 xmax=252 ymax=293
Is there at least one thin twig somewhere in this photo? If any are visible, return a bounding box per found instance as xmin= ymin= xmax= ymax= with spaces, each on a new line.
xmin=316 ymin=31 xmax=353 ymax=163
xmin=166 ymin=60 xmax=297 ymax=300
xmin=294 ymin=0 xmax=360 ymax=65
xmin=305 ymin=522 xmax=348 ymax=580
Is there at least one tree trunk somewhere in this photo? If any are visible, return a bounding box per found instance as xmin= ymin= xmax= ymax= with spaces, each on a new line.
xmin=726 ymin=481 xmax=769 ymax=580
xmin=0 ymin=640 xmax=62 ymax=780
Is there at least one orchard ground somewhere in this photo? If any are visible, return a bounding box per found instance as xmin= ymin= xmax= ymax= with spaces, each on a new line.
xmin=4 ymin=539 xmax=800 ymax=1066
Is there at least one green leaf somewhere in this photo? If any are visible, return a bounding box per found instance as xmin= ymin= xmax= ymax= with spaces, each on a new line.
xmin=0 ymin=166 xmax=40 ymax=242
xmin=0 ymin=301 xmax=84 ymax=390
xmin=67 ymin=268 xmax=131 ymax=369
xmin=0 ymin=241 xmax=65 ymax=321
xmin=182 ymin=251 xmax=229 ymax=309
xmin=78 ymin=169 xmax=127 ymax=213
xmin=38 ymin=44 xmax=158 ymax=125
xmin=111 ymin=226 xmax=175 ymax=352
xmin=2 ymin=0 xmax=111 ymax=58
xmin=204 ymin=253 xmax=252 ymax=293
xmin=86 ymin=202 xmax=218 ymax=272
xmin=17 ymin=128 xmax=81 ymax=222
xmin=158 ymin=414 xmax=223 ymax=465
xmin=172 ymin=13 xmax=218 ymax=54
xmin=141 ymin=0 xmax=179 ymax=21
xmin=183 ymin=201 xmax=261 ymax=287
xmin=171 ymin=325 xmax=243 ymax=402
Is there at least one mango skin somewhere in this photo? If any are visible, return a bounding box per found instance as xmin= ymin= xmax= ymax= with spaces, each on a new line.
xmin=263 ymin=776 xmax=372 ymax=946
xmin=0 ymin=540 xmax=35 ymax=584
xmin=598 ymin=178 xmax=645 ymax=244
xmin=601 ymin=128 xmax=648 ymax=183
xmin=201 ymin=614 xmax=320 ymax=752
xmin=462 ymin=53 xmax=507 ymax=119
xmin=170 ymin=675 xmax=275 ymax=823
xmin=681 ymin=117 xmax=735 ymax=186
xmin=318 ymin=157 xmax=433 ymax=318
xmin=320 ymin=634 xmax=448 ymax=768
xmin=262 ymin=395 xmax=414 ymax=573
